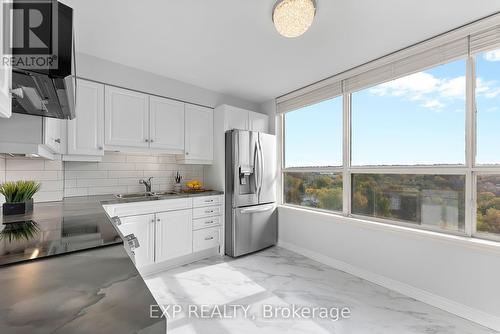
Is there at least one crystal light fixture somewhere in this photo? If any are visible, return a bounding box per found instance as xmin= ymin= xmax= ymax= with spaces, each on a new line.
xmin=272 ymin=0 xmax=316 ymax=38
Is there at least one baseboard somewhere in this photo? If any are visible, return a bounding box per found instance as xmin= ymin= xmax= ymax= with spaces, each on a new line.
xmin=277 ymin=240 xmax=500 ymax=332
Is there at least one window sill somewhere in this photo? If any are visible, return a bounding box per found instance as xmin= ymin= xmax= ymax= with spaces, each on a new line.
xmin=279 ymin=204 xmax=500 ymax=254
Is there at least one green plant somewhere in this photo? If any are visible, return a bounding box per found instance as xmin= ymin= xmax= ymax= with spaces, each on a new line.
xmin=0 ymin=181 xmax=41 ymax=203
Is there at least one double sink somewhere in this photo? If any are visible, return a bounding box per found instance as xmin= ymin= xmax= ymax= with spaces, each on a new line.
xmin=115 ymin=191 xmax=177 ymax=199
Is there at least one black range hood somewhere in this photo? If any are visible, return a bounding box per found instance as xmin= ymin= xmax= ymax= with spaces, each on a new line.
xmin=10 ymin=0 xmax=76 ymax=120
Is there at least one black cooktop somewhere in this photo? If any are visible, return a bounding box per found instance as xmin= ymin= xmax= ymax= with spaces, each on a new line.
xmin=0 ymin=196 xmax=122 ymax=266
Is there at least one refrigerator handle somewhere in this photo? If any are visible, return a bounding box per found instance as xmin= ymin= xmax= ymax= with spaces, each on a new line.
xmin=254 ymin=140 xmax=261 ymax=194
xmin=258 ymin=137 xmax=264 ymax=195
xmin=240 ymin=204 xmax=275 ymax=214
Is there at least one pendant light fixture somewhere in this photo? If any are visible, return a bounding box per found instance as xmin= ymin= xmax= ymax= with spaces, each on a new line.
xmin=272 ymin=0 xmax=316 ymax=38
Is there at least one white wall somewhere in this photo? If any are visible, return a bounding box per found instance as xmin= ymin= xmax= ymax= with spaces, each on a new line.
xmin=76 ymin=53 xmax=259 ymax=111
xmin=278 ymin=206 xmax=500 ymax=330
xmin=64 ymin=153 xmax=203 ymax=197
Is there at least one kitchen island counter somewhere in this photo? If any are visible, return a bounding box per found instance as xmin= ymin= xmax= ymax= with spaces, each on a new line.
xmin=0 ymin=244 xmax=166 ymax=334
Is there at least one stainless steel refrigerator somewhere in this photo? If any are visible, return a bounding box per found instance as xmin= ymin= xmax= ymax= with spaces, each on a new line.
xmin=225 ymin=129 xmax=277 ymax=257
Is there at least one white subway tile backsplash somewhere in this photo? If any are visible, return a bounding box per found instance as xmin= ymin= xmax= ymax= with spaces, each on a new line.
xmin=64 ymin=153 xmax=204 ymax=197
xmin=6 ymin=170 xmax=60 ymax=181
xmin=0 ymin=153 xmax=204 ymax=201
xmin=6 ymin=159 xmax=45 ymax=171
xmin=65 ymin=170 xmax=108 ymax=179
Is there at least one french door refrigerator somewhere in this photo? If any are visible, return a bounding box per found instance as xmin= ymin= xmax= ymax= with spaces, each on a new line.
xmin=225 ymin=129 xmax=277 ymax=257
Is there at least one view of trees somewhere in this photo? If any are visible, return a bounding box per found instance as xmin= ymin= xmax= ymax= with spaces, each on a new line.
xmin=285 ymin=173 xmax=467 ymax=232
xmin=284 ymin=173 xmax=343 ymax=211
xmin=477 ymin=175 xmax=500 ymax=235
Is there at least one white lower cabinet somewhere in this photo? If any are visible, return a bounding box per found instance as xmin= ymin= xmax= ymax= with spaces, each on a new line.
xmin=108 ymin=195 xmax=223 ymax=271
xmin=155 ymin=209 xmax=193 ymax=262
xmin=119 ymin=214 xmax=155 ymax=267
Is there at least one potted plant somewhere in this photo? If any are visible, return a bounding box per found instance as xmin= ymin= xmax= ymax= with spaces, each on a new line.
xmin=0 ymin=181 xmax=41 ymax=216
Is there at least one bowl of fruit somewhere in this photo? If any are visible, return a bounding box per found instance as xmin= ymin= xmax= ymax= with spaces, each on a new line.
xmin=185 ymin=180 xmax=204 ymax=192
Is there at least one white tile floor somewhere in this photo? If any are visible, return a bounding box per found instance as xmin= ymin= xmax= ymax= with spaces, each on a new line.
xmin=144 ymin=247 xmax=497 ymax=334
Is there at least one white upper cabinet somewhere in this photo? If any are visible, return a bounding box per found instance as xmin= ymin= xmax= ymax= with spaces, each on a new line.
xmin=226 ymin=106 xmax=249 ymax=131
xmin=155 ymin=210 xmax=193 ymax=262
xmin=0 ymin=0 xmax=12 ymax=119
xmin=105 ymin=86 xmax=149 ymax=148
xmin=67 ymin=79 xmax=104 ymax=156
xmin=249 ymin=112 xmax=269 ymax=133
xmin=43 ymin=118 xmax=63 ymax=153
xmin=149 ymin=96 xmax=184 ymax=152
xmin=182 ymin=104 xmax=214 ymax=163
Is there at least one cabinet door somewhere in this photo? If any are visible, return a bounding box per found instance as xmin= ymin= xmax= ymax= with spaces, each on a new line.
xmin=43 ymin=118 xmax=62 ymax=153
xmin=155 ymin=210 xmax=192 ymax=262
xmin=185 ymin=104 xmax=213 ymax=162
xmin=0 ymin=0 xmax=12 ymax=119
xmin=149 ymin=96 xmax=184 ymax=151
xmin=67 ymin=79 xmax=104 ymax=156
xmin=226 ymin=107 xmax=248 ymax=130
xmin=104 ymin=86 xmax=149 ymax=148
xmin=119 ymin=214 xmax=155 ymax=267
xmin=249 ymin=112 xmax=269 ymax=133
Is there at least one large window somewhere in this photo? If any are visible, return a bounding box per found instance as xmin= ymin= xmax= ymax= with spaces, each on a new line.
xmin=352 ymin=174 xmax=465 ymax=232
xmin=283 ymin=96 xmax=344 ymax=213
xmin=280 ymin=25 xmax=500 ymax=243
xmin=351 ymin=60 xmax=466 ymax=166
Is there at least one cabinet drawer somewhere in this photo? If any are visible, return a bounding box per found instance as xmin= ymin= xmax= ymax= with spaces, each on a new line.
xmin=193 ymin=226 xmax=220 ymax=252
xmin=192 ymin=205 xmax=222 ymax=219
xmin=193 ymin=195 xmax=221 ymax=207
xmin=193 ymin=216 xmax=221 ymax=230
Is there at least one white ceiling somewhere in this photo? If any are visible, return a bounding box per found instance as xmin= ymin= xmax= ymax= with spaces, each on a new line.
xmin=65 ymin=0 xmax=500 ymax=104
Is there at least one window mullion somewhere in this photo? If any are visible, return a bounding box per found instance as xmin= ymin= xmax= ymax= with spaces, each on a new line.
xmin=343 ymin=93 xmax=351 ymax=216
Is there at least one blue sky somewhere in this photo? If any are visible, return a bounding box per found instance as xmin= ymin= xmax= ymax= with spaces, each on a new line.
xmin=285 ymin=52 xmax=500 ymax=167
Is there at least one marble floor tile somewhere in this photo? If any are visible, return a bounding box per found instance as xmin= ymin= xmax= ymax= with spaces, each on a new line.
xmin=144 ymin=246 xmax=497 ymax=334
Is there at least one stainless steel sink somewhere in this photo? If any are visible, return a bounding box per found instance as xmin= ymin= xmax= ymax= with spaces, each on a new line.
xmin=152 ymin=191 xmax=178 ymax=196
xmin=115 ymin=192 xmax=156 ymax=199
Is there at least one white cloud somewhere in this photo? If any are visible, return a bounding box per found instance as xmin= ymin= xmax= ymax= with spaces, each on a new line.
xmin=439 ymin=76 xmax=465 ymax=98
xmin=477 ymin=78 xmax=500 ymax=99
xmin=484 ymin=49 xmax=500 ymax=62
xmin=369 ymin=72 xmax=465 ymax=111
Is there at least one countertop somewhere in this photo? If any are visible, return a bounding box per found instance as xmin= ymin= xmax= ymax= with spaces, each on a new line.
xmin=100 ymin=190 xmax=224 ymax=205
xmin=0 ymin=244 xmax=166 ymax=334
xmin=0 ymin=196 xmax=122 ymax=266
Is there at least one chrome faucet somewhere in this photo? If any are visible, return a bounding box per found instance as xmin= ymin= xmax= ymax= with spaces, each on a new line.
xmin=139 ymin=177 xmax=153 ymax=192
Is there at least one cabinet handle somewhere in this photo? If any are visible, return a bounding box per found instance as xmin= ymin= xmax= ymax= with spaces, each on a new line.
xmin=157 ymin=218 xmax=161 ymax=222
xmin=186 ymin=152 xmax=189 ymax=155
xmin=98 ymin=146 xmax=103 ymax=150
xmin=145 ymin=139 xmax=149 ymax=142
xmin=54 ymin=138 xmax=61 ymax=144
xmin=205 ymin=199 xmax=214 ymax=203
xmin=204 ymin=236 xmax=214 ymax=241
xmin=205 ymin=221 xmax=214 ymax=225
xmin=205 ymin=210 xmax=214 ymax=214
xmin=150 ymin=139 xmax=154 ymax=143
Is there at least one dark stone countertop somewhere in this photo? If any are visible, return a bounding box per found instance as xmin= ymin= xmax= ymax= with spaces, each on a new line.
xmin=0 ymin=196 xmax=122 ymax=266
xmin=0 ymin=244 xmax=166 ymax=334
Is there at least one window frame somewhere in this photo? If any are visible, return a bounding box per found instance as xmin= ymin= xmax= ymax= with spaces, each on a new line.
xmin=282 ymin=99 xmax=344 ymax=213
xmin=279 ymin=51 xmax=500 ymax=243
